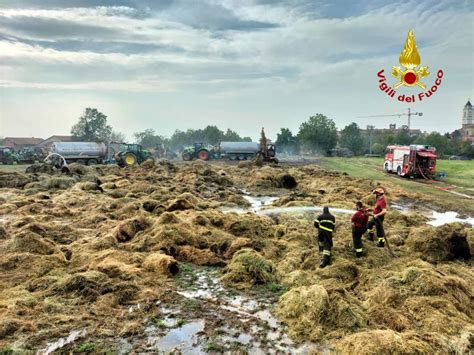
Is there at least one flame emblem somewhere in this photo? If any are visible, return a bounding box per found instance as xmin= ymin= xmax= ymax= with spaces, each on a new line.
xmin=391 ymin=30 xmax=429 ymax=89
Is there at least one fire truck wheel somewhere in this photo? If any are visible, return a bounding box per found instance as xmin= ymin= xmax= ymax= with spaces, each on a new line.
xmin=397 ymin=166 xmax=402 ymax=176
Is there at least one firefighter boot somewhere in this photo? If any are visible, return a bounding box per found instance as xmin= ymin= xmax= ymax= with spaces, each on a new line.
xmin=367 ymin=229 xmax=374 ymax=241
xmin=320 ymin=251 xmax=331 ymax=268
xmin=377 ymin=238 xmax=385 ymax=248
xmin=355 ymin=248 xmax=364 ymax=258
xmin=319 ymin=256 xmax=331 ymax=268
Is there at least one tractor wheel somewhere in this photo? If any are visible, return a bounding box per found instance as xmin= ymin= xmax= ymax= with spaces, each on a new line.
xmin=198 ymin=150 xmax=210 ymax=161
xmin=182 ymin=152 xmax=192 ymax=161
xmin=76 ymin=159 xmax=86 ymax=165
xmin=87 ymin=159 xmax=98 ymax=166
xmin=123 ymin=153 xmax=137 ymax=166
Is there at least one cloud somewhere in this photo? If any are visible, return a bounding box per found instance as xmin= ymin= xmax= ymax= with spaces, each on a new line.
xmin=0 ymin=0 xmax=472 ymax=138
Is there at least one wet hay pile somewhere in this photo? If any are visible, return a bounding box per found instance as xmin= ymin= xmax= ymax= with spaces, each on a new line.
xmin=0 ymin=161 xmax=473 ymax=353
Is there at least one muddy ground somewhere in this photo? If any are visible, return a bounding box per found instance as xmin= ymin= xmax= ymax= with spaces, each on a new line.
xmin=0 ymin=160 xmax=473 ymax=354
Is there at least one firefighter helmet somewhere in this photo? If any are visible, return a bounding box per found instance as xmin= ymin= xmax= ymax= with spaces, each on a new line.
xmin=373 ymin=187 xmax=385 ymax=195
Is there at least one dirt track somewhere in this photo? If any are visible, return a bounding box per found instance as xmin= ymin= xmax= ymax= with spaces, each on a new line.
xmin=0 ymin=160 xmax=472 ymax=353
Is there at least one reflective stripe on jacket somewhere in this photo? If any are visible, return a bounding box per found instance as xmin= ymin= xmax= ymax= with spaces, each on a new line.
xmin=316 ymin=213 xmax=336 ymax=233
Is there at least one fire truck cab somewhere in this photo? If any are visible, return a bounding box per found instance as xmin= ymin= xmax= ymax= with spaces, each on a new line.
xmin=384 ymin=145 xmax=410 ymax=175
xmin=384 ymin=144 xmax=437 ymax=178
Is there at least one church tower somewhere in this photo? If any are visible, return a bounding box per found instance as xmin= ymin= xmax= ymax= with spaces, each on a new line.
xmin=463 ymin=100 xmax=473 ymax=125
xmin=461 ymin=100 xmax=474 ymax=143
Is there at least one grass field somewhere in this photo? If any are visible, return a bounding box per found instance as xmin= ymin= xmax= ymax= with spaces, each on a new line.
xmin=0 ymin=164 xmax=27 ymax=172
xmin=320 ymin=157 xmax=474 ymax=214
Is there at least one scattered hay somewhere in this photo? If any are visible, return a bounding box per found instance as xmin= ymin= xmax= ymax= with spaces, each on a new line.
xmin=335 ymin=330 xmax=432 ymax=355
xmin=40 ymin=176 xmax=76 ymax=190
xmin=95 ymin=258 xmax=140 ymax=279
xmin=9 ymin=231 xmax=59 ymax=255
xmin=224 ymin=237 xmax=253 ymax=258
xmin=143 ymin=253 xmax=179 ymax=276
xmin=56 ymin=271 xmax=110 ymax=300
xmin=141 ymin=159 xmax=155 ymax=169
xmin=276 ymin=284 xmax=329 ymax=341
xmin=0 ymin=225 xmax=7 ymax=239
xmin=25 ymin=163 xmax=55 ymax=174
xmin=406 ymin=223 xmax=471 ymax=262
xmin=220 ymin=248 xmax=277 ymax=288
xmin=176 ymin=245 xmax=224 ymax=266
xmin=114 ymin=216 xmax=150 ymax=242
xmin=277 ymin=174 xmax=297 ymax=189
xmin=74 ymin=181 xmax=103 ymax=192
xmin=166 ymin=192 xmax=200 ymax=211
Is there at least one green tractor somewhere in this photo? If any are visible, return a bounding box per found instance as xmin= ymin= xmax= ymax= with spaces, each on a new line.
xmin=0 ymin=147 xmax=19 ymax=165
xmin=181 ymin=143 xmax=214 ymax=161
xmin=114 ymin=144 xmax=152 ymax=167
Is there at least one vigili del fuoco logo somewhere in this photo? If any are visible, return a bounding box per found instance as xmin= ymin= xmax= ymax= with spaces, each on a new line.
xmin=377 ymin=30 xmax=444 ymax=103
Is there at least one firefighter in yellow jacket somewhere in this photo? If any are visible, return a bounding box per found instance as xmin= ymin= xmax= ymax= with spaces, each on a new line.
xmin=314 ymin=206 xmax=336 ymax=268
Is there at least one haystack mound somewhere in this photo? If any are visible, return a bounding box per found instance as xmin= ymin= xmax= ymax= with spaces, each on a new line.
xmin=276 ymin=284 xmax=329 ymax=341
xmin=143 ymin=253 xmax=179 ymax=276
xmin=220 ymin=248 xmax=277 ymax=288
xmin=406 ymin=223 xmax=472 ymax=262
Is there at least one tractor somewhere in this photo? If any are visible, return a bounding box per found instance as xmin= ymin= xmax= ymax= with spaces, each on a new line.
xmin=114 ymin=144 xmax=153 ymax=167
xmin=181 ymin=143 xmax=215 ymax=161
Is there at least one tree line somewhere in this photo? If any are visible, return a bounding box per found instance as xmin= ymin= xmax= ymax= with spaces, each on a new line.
xmin=69 ymin=108 xmax=474 ymax=158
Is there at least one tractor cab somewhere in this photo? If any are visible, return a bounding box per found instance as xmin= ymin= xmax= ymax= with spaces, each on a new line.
xmin=181 ymin=143 xmax=213 ymax=161
xmin=115 ymin=144 xmax=152 ymax=167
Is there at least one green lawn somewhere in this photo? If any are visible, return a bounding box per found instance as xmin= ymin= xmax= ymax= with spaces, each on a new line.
xmin=0 ymin=164 xmax=29 ymax=172
xmin=320 ymin=157 xmax=474 ymax=214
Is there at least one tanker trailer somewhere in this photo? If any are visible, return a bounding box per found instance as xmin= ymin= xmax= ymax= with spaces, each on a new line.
xmin=218 ymin=141 xmax=260 ymax=160
xmin=50 ymin=142 xmax=107 ymax=165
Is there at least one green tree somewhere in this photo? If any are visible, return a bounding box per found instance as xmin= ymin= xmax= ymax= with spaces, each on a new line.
xmin=339 ymin=123 xmax=364 ymax=155
xmin=223 ymin=129 xmax=241 ymax=141
xmin=297 ymin=114 xmax=337 ymax=154
xmin=202 ymin=126 xmax=223 ymax=144
xmin=371 ymin=142 xmax=384 ymax=155
xmin=134 ymin=129 xmax=166 ymax=148
xmin=71 ymin=108 xmax=112 ymax=142
xmin=394 ymin=127 xmax=413 ymax=145
xmin=110 ymin=131 xmax=126 ymax=143
xmin=276 ymin=128 xmax=299 ymax=154
xmin=424 ymin=132 xmax=453 ymax=156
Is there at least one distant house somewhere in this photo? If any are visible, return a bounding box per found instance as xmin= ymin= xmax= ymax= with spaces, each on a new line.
xmin=4 ymin=137 xmax=44 ymax=151
xmin=360 ymin=124 xmax=421 ymax=138
xmin=36 ymin=135 xmax=77 ymax=149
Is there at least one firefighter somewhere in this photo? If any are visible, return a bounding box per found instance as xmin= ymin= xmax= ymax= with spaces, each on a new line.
xmin=367 ymin=187 xmax=387 ymax=247
xmin=314 ymin=206 xmax=336 ymax=268
xmin=351 ymin=201 xmax=368 ymax=257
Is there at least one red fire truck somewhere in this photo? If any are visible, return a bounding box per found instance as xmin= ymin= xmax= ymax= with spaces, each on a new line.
xmin=384 ymin=144 xmax=437 ymax=178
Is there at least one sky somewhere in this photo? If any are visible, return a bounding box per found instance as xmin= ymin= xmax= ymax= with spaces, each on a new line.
xmin=0 ymin=0 xmax=472 ymax=141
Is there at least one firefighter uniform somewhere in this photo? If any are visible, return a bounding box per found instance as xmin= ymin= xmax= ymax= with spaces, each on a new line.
xmin=368 ymin=189 xmax=387 ymax=247
xmin=314 ymin=207 xmax=336 ymax=268
xmin=351 ymin=206 xmax=368 ymax=257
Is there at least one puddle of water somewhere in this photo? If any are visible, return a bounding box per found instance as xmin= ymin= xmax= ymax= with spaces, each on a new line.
xmin=225 ymin=193 xmax=474 ymax=229
xmin=428 ymin=211 xmax=474 ymax=227
xmin=258 ymin=206 xmax=353 ymax=216
xmin=174 ymin=267 xmax=318 ymax=353
xmin=148 ymin=320 xmax=205 ymax=354
xmin=38 ymin=329 xmax=87 ymax=355
xmin=243 ymin=195 xmax=279 ymax=211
